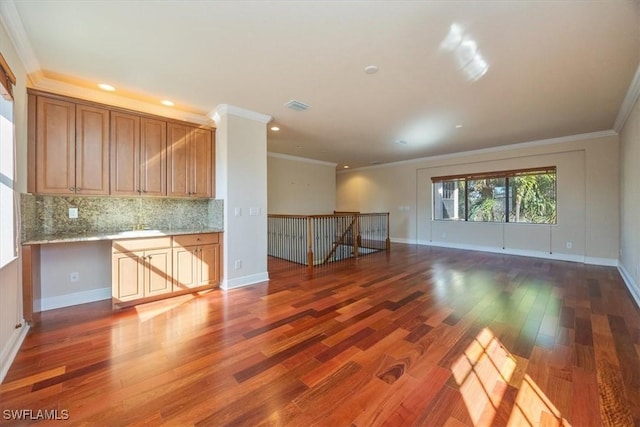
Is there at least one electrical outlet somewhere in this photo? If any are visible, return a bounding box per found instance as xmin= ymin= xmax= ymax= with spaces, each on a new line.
xmin=68 ymin=207 xmax=78 ymax=219
xmin=234 ymin=208 xmax=242 ymax=217
xmin=566 ymin=242 xmax=573 ymax=249
xmin=234 ymin=260 xmax=242 ymax=270
xmin=69 ymin=272 xmax=79 ymax=283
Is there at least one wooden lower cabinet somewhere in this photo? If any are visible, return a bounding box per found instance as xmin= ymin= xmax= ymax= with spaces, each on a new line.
xmin=112 ymin=233 xmax=221 ymax=307
xmin=173 ymin=233 xmax=220 ymax=291
xmin=112 ymin=238 xmax=173 ymax=303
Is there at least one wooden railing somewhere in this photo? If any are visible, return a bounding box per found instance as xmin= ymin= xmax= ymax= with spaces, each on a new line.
xmin=268 ymin=212 xmax=390 ymax=268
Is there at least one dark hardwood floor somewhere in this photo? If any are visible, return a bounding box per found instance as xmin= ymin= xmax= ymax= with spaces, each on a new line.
xmin=1 ymin=244 xmax=639 ymax=426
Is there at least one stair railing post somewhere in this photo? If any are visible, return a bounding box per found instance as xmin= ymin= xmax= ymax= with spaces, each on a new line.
xmin=353 ymin=214 xmax=359 ymax=258
xmin=385 ymin=213 xmax=391 ymax=251
xmin=307 ymin=216 xmax=314 ymax=269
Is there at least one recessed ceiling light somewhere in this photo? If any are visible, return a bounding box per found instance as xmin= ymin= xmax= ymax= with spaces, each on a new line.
xmin=456 ymin=124 xmax=463 ymax=128
xmin=394 ymin=139 xmax=408 ymax=145
xmin=343 ymin=165 xmax=350 ymax=169
xmin=364 ymin=65 xmax=379 ymax=74
xmin=161 ymin=100 xmax=175 ymax=107
xmin=270 ymin=126 xmax=280 ymax=131
xmin=98 ymin=83 xmax=115 ymax=91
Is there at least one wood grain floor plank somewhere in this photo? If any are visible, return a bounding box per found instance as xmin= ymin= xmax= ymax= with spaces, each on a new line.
xmin=1 ymin=244 xmax=638 ymax=426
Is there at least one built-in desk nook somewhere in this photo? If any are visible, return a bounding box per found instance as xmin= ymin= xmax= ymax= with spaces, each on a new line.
xmin=22 ymin=229 xmax=223 ymax=323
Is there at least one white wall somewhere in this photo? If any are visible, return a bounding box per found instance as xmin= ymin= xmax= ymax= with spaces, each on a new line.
xmin=215 ymin=108 xmax=270 ymax=289
xmin=267 ymin=153 xmax=336 ymax=214
xmin=0 ymin=17 xmax=28 ymax=383
xmin=619 ymin=92 xmax=640 ymax=305
xmin=337 ymin=132 xmax=620 ymax=264
xmin=37 ymin=241 xmax=112 ymax=311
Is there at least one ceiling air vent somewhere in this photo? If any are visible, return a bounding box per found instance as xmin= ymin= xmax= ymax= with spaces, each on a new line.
xmin=285 ymin=100 xmax=311 ymax=111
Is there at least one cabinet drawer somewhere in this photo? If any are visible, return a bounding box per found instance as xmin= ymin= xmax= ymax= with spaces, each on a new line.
xmin=173 ymin=233 xmax=219 ymax=248
xmin=112 ymin=236 xmax=173 ymax=252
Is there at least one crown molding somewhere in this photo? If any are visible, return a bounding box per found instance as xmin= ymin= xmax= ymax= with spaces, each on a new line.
xmin=210 ymin=104 xmax=272 ymax=124
xmin=268 ymin=152 xmax=338 ymax=167
xmin=30 ymin=76 xmax=212 ymax=125
xmin=613 ymin=63 xmax=640 ymax=132
xmin=338 ymin=130 xmax=618 ymax=173
xmin=0 ymin=0 xmax=40 ymax=73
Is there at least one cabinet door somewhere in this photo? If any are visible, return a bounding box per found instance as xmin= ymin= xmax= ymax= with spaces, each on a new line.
xmin=167 ymin=123 xmax=190 ymax=197
xmin=190 ymin=128 xmax=213 ymax=198
xmin=36 ymin=97 xmax=76 ymax=194
xmin=110 ymin=112 xmax=140 ymax=195
xmin=144 ymin=248 xmax=172 ymax=297
xmin=198 ymin=243 xmax=220 ymax=286
xmin=173 ymin=245 xmax=199 ymax=290
xmin=112 ymin=251 xmax=145 ymax=301
xmin=76 ymin=104 xmax=110 ymax=194
xmin=140 ymin=118 xmax=167 ymax=196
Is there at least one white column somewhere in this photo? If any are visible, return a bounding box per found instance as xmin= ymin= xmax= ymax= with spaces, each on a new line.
xmin=211 ymin=105 xmax=272 ymax=289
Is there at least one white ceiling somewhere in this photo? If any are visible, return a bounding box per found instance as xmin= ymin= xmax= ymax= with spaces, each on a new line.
xmin=4 ymin=0 xmax=640 ymax=168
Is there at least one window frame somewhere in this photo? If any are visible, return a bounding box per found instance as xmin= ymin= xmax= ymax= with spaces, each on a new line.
xmin=0 ymin=52 xmax=17 ymax=269
xmin=432 ymin=166 xmax=557 ymax=225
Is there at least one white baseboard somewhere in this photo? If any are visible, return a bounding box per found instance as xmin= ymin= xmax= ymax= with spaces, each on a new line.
xmin=584 ymin=256 xmax=619 ymax=267
xmin=221 ymin=272 xmax=269 ymax=290
xmin=618 ymin=264 xmax=640 ymax=309
xmin=0 ymin=322 xmax=29 ymax=384
xmin=390 ymin=237 xmax=417 ymax=245
xmin=37 ymin=287 xmax=111 ymax=312
xmin=415 ymin=240 xmax=591 ymax=264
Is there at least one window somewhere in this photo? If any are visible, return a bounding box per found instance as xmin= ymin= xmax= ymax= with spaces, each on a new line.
xmin=0 ymin=53 xmax=16 ymax=268
xmin=432 ymin=167 xmax=556 ymax=224
xmin=433 ymin=178 xmax=465 ymax=220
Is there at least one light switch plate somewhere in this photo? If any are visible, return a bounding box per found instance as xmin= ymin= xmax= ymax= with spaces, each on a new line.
xmin=68 ymin=207 xmax=78 ymax=219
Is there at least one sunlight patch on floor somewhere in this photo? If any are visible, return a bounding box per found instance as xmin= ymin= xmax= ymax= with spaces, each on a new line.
xmin=452 ymin=328 xmax=571 ymax=426
xmin=134 ymin=294 xmax=197 ymax=322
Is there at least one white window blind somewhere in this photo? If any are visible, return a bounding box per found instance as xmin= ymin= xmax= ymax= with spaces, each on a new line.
xmin=0 ymin=53 xmax=16 ymax=268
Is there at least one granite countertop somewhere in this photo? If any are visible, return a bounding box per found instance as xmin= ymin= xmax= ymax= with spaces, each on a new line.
xmin=23 ymin=228 xmax=224 ymax=245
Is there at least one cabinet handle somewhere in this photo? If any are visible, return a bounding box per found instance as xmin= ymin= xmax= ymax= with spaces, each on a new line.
xmin=69 ymin=187 xmax=75 ymax=192
xmin=147 ymin=256 xmax=152 ymax=260
xmin=143 ymin=190 xmax=147 ymax=193
xmin=137 ymin=189 xmax=141 ymax=193
xmin=76 ymin=187 xmax=81 ymax=191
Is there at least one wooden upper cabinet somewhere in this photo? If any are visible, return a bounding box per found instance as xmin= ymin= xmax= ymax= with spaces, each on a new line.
xmin=29 ymin=90 xmax=214 ymax=198
xmin=34 ymin=95 xmax=109 ymax=195
xmin=140 ymin=118 xmax=167 ymax=196
xmin=110 ymin=112 xmax=140 ymax=196
xmin=167 ymin=123 xmax=189 ymax=197
xmin=35 ymin=97 xmax=76 ymax=194
xmin=110 ymin=113 xmax=166 ymax=196
xmin=167 ymin=123 xmax=213 ymax=198
xmin=75 ymin=105 xmax=110 ymax=195
xmin=191 ymin=128 xmax=213 ymax=198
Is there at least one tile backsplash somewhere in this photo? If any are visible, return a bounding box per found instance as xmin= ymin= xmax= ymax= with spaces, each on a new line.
xmin=21 ymin=194 xmax=223 ymax=241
